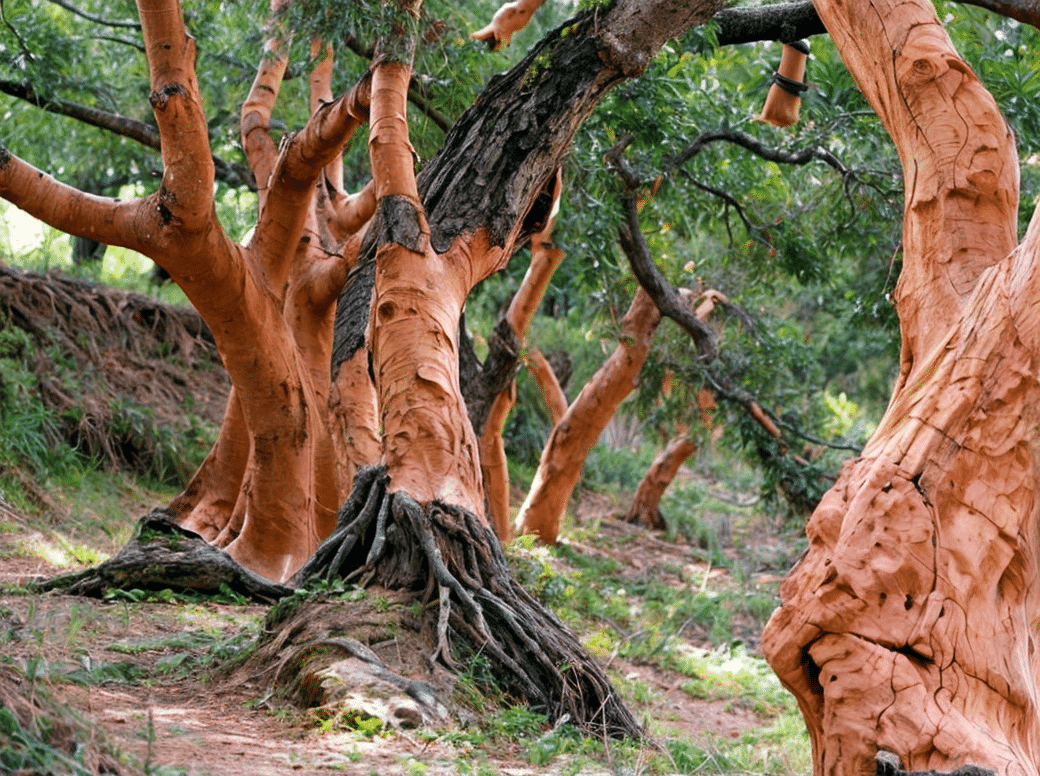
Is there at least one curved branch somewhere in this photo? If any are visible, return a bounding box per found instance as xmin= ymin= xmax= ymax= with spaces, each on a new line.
xmin=0 ymin=148 xmax=147 ymax=253
xmin=710 ymin=0 xmax=1040 ymax=45
xmin=617 ymin=194 xmax=717 ymax=362
xmin=0 ymin=0 xmax=33 ymax=61
xmin=136 ymin=0 xmax=218 ymax=244
xmin=341 ymin=34 xmax=451 ymax=133
xmin=240 ymin=38 xmax=290 ymax=194
xmin=686 ymin=176 xmax=775 ymax=249
xmin=89 ymin=33 xmax=145 ymax=51
xmin=45 ymin=0 xmax=140 ymax=29
xmin=0 ymin=79 xmax=160 ymax=147
xmin=254 ymin=78 xmax=371 ymax=291
xmin=0 ymin=80 xmax=255 ymax=189
xmin=667 ymin=129 xmax=851 ymax=178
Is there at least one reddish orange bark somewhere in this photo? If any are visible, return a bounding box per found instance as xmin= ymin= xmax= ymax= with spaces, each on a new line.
xmin=366 ymin=40 xmax=515 ymax=518
xmin=470 ymin=0 xmax=547 ymax=50
xmin=625 ymin=436 xmax=697 ymax=530
xmin=329 ymin=349 xmax=381 ymax=497
xmin=758 ymin=42 xmax=809 ymax=127
xmin=0 ymin=0 xmax=378 ymax=582
xmin=478 ymin=217 xmax=566 ymax=540
xmin=526 ymin=348 xmax=568 ymax=424
xmin=479 ymin=384 xmax=517 ymax=541
xmin=515 ymin=287 xmax=667 ymax=544
xmin=761 ymin=0 xmax=1040 ymax=772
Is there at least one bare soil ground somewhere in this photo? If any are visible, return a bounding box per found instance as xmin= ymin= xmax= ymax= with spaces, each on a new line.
xmin=0 ymin=269 xmax=802 ymax=775
xmin=0 ymin=518 xmax=787 ymax=775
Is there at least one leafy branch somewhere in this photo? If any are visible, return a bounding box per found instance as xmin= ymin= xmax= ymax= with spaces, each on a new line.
xmin=44 ymin=0 xmax=141 ymax=30
xmin=0 ymin=80 xmax=255 ymax=189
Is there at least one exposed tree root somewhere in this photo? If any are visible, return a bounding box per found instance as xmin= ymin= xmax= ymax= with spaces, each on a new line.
xmin=294 ymin=465 xmax=644 ymax=739
xmin=229 ymin=591 xmax=454 ymax=731
xmin=36 ymin=467 xmax=640 ymax=738
xmin=874 ymin=751 xmax=994 ymax=776
xmin=34 ymin=511 xmax=293 ymax=603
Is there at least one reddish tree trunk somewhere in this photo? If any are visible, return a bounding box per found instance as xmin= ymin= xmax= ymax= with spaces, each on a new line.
xmin=526 ymin=348 xmax=569 ymax=424
xmin=478 ymin=218 xmax=566 ymax=540
xmin=761 ymin=0 xmax=1040 ymax=773
xmin=515 ymin=287 xmax=666 ymax=544
xmin=625 ymin=437 xmax=697 ymax=530
xmin=0 ymin=0 xmax=376 ymax=581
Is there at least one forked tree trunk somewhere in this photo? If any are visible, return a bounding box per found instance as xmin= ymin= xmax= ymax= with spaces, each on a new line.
xmin=2 ymin=0 xmax=720 ymax=735
xmin=625 ymin=436 xmax=697 ymax=530
xmin=294 ymin=7 xmax=642 ymax=738
xmin=760 ymin=0 xmax=1040 ymax=773
xmin=148 ymin=5 xmax=375 ymax=582
xmin=0 ymin=0 xmax=378 ymax=582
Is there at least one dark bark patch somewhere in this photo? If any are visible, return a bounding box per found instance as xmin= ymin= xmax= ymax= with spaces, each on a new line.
xmin=875 ymin=751 xmax=995 ymax=776
xmin=419 ymin=15 xmax=616 ymax=253
xmin=377 ymin=195 xmax=428 ymax=253
xmin=149 ymin=82 xmax=188 ymax=111
xmin=156 ymin=185 xmax=178 ymax=225
xmin=458 ymin=314 xmax=522 ymax=435
xmin=0 ymin=145 xmax=10 ymax=171
xmin=332 ymin=244 xmax=376 ymax=370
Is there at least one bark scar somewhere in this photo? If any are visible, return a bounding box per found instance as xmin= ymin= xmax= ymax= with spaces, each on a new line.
xmin=149 ymin=83 xmax=189 ymax=111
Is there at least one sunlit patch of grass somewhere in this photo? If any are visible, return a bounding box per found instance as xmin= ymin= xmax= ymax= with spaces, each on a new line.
xmin=668 ymin=643 xmax=793 ymax=715
xmin=651 ymin=707 xmax=812 ymax=776
xmin=12 ymin=532 xmax=98 ymax=569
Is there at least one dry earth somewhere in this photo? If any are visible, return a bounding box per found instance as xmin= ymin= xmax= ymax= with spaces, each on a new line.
xmin=0 ymin=516 xmax=784 ymax=776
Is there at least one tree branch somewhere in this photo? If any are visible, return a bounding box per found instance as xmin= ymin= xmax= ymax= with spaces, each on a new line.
xmin=686 ymin=176 xmax=775 ymax=249
xmin=710 ymin=0 xmax=1040 ymax=45
xmin=712 ymin=1 xmax=826 ymax=45
xmin=0 ymin=148 xmax=146 ymax=252
xmin=959 ymin=0 xmax=1040 ymax=26
xmin=667 ymin=129 xmax=851 ymax=178
xmin=45 ymin=0 xmax=141 ymax=29
xmin=341 ymin=34 xmax=451 ymax=133
xmin=0 ymin=80 xmax=255 ymax=189
xmin=616 ymin=193 xmax=718 ymax=362
xmin=0 ymin=79 xmax=159 ymax=147
xmin=91 ymin=33 xmax=145 ymax=53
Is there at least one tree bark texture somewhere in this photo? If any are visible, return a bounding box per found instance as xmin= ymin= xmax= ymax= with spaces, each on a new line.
xmin=760 ymin=0 xmax=1040 ymax=773
xmin=526 ymin=348 xmax=569 ymax=424
xmin=0 ymin=0 xmax=384 ymax=582
xmin=416 ymin=0 xmax=725 ymax=257
xmin=293 ymin=468 xmax=643 ymax=738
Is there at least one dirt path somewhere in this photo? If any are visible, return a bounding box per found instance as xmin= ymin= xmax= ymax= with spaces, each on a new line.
xmin=1 ymin=530 xmax=778 ymax=776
